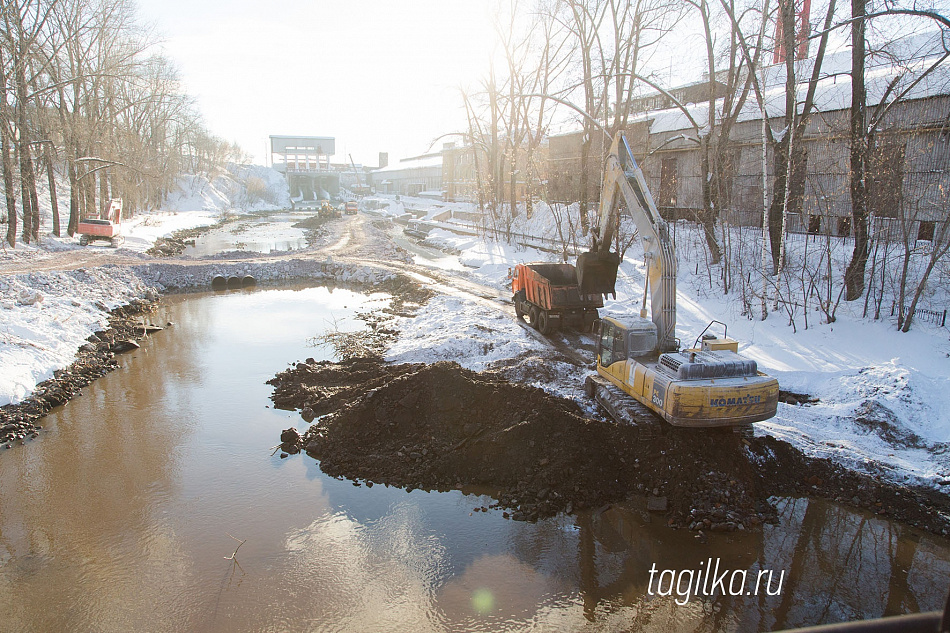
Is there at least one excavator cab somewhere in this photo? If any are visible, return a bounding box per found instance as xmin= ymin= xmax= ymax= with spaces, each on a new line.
xmin=576 ymin=250 xmax=620 ymax=296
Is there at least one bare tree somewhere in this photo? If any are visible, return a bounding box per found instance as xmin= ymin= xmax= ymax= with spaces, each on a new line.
xmin=843 ymin=5 xmax=950 ymax=301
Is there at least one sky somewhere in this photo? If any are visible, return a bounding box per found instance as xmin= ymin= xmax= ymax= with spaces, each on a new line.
xmin=135 ymin=0 xmax=503 ymax=168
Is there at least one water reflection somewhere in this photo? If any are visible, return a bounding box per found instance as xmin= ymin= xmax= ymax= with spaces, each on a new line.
xmin=0 ymin=285 xmax=947 ymax=632
xmin=183 ymin=215 xmax=311 ymax=256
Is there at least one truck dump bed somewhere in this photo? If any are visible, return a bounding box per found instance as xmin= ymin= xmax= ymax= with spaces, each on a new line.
xmin=520 ymin=263 xmax=604 ymax=311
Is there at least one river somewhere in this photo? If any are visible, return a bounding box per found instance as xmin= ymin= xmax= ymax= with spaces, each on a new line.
xmin=0 ymin=285 xmax=947 ymax=632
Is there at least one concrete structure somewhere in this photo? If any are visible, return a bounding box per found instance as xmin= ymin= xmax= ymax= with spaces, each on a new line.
xmin=370 ymin=152 xmax=442 ymax=196
xmin=270 ymin=135 xmax=340 ymax=201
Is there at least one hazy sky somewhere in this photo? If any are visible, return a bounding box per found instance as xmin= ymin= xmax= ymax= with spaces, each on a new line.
xmin=135 ymin=0 xmax=501 ymax=167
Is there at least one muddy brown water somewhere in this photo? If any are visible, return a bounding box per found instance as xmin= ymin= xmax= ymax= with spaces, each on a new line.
xmin=0 ymin=285 xmax=948 ymax=632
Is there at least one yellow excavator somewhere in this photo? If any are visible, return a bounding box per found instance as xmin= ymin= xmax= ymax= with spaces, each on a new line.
xmin=579 ymin=132 xmax=778 ymax=428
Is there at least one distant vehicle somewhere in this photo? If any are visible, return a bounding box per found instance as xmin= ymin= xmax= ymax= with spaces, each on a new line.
xmin=318 ymin=201 xmax=341 ymax=219
xmin=345 ymin=201 xmax=358 ymax=215
xmin=77 ymin=198 xmax=123 ymax=247
xmin=404 ymin=219 xmax=436 ymax=239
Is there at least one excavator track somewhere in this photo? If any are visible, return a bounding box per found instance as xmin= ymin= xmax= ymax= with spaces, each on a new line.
xmin=584 ymin=374 xmax=665 ymax=441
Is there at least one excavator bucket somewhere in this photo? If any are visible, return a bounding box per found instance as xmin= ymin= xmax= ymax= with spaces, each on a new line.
xmin=576 ymin=250 xmax=620 ymax=296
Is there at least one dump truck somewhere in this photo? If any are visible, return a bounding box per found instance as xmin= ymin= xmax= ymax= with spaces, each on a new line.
xmin=577 ymin=132 xmax=779 ymax=428
xmin=511 ymin=262 xmax=603 ymax=334
xmin=77 ymin=198 xmax=123 ymax=247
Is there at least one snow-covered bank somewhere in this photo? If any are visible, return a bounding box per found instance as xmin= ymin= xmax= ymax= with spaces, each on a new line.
xmin=0 ymin=258 xmax=393 ymax=408
xmin=162 ymin=164 xmax=290 ymax=214
xmin=1 ymin=162 xmax=290 ymax=256
xmin=0 ymin=268 xmax=160 ymax=406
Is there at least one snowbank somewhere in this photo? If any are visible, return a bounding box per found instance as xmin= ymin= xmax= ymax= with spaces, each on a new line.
xmin=0 ymin=269 xmax=160 ymax=406
xmin=0 ymin=256 xmax=394 ymax=408
xmin=162 ymin=164 xmax=290 ymax=214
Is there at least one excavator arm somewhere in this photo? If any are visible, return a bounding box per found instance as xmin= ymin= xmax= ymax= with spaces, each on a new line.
xmin=577 ymin=132 xmax=678 ymax=352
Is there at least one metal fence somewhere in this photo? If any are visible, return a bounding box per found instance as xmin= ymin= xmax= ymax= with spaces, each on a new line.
xmin=890 ymin=303 xmax=947 ymax=327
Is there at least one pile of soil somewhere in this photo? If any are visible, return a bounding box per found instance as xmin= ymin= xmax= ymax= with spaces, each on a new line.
xmin=270 ymin=358 xmax=950 ymax=535
xmin=292 ymin=215 xmax=334 ymax=243
xmin=0 ymin=299 xmax=164 ymax=447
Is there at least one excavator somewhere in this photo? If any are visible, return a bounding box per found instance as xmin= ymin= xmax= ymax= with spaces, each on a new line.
xmin=578 ymin=132 xmax=778 ymax=428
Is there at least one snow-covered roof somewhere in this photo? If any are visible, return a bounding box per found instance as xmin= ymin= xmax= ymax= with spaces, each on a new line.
xmin=627 ymin=31 xmax=950 ymax=135
xmin=373 ymin=153 xmax=442 ymax=173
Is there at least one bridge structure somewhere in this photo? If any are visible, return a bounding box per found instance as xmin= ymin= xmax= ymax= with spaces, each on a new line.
xmin=270 ymin=135 xmax=340 ymax=201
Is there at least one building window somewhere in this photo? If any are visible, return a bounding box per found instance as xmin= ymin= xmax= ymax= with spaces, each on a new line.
xmin=660 ymin=158 xmax=677 ymax=207
xmin=808 ymin=215 xmax=821 ymax=235
xmin=918 ymin=220 xmax=935 ymax=241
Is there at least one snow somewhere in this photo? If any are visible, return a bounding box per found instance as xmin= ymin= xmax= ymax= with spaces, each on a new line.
xmin=0 ymin=268 xmax=160 ymax=405
xmin=387 ymin=295 xmax=538 ymax=370
xmin=632 ymin=31 xmax=950 ymax=136
xmin=121 ymin=210 xmax=221 ymax=252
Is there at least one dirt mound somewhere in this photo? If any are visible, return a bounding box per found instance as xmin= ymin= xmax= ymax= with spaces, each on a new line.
xmin=270 ymin=357 xmax=425 ymax=420
xmin=270 ymin=358 xmax=950 ymax=535
xmin=271 ymin=359 xmax=777 ymax=530
xmin=147 ymin=225 xmax=215 ymax=257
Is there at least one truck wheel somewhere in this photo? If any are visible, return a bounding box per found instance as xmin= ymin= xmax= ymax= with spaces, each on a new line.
xmin=514 ymin=290 xmax=526 ymax=321
xmin=537 ymin=310 xmax=552 ymax=335
xmin=79 ymin=235 xmax=89 ymax=246
xmin=529 ymin=306 xmax=540 ymax=330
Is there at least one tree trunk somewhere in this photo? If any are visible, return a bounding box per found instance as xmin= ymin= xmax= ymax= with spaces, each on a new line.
xmin=45 ymin=144 xmax=60 ymax=236
xmin=579 ymin=125 xmax=591 ymax=233
xmin=15 ymin=44 xmax=40 ymax=243
xmin=0 ymin=53 xmax=16 ymax=247
xmin=844 ymin=0 xmax=870 ymax=301
xmin=1 ymin=130 xmax=16 ymax=247
xmin=99 ymin=169 xmax=110 ymax=215
xmin=901 ymin=254 xmax=941 ymax=332
xmin=699 ymin=138 xmax=722 ymax=263
xmin=67 ymin=157 xmax=80 ymax=236
xmin=83 ymin=170 xmax=96 ymax=221
xmin=767 ymin=137 xmax=788 ymax=273
xmin=896 ymin=242 xmax=911 ymax=330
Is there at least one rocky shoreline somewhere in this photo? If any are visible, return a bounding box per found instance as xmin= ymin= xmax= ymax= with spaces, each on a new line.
xmin=0 ymin=299 xmax=161 ymax=446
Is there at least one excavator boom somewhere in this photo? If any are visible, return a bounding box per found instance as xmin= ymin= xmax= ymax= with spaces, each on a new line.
xmin=579 ymin=132 xmax=677 ymax=352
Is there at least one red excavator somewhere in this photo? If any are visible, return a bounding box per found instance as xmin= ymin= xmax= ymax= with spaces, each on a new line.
xmin=77 ymin=198 xmax=123 ymax=247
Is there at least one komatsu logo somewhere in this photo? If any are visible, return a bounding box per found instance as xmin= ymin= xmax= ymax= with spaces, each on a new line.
xmin=710 ymin=395 xmax=761 ymax=407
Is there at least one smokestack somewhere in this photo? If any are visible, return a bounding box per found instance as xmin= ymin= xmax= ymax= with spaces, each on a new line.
xmin=378 ymin=152 xmax=388 ymax=169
